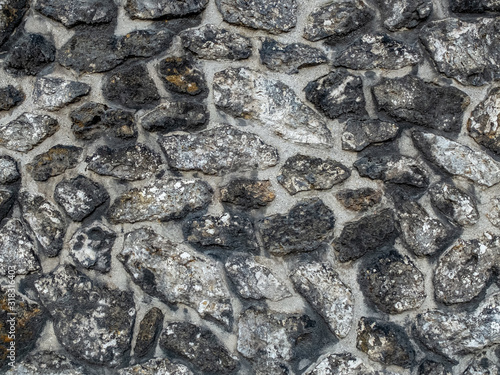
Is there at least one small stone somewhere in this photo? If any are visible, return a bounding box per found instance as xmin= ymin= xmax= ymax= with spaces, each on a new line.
xmin=377 ymin=0 xmax=432 ymax=31
xmin=26 ymin=145 xmax=82 ymax=181
xmin=418 ymin=359 xmax=452 ymax=375
xmin=0 ymin=0 xmax=29 ymax=47
xmin=104 ymin=108 xmax=137 ymax=139
xmin=109 ymin=178 xmax=212 ymax=224
xmin=429 ymin=182 xmax=479 ymax=226
xmin=303 ymin=352 xmax=373 ymax=375
xmin=334 ymin=209 xmax=396 ymax=262
xmin=33 ymin=77 xmax=90 ymax=111
xmin=468 ymin=87 xmax=500 ymax=154
xmin=463 ymin=356 xmax=499 ymax=375
xmin=450 ymin=0 xmax=500 ymax=13
xmin=225 ymin=254 xmax=291 ymax=301
xmin=356 ymin=317 xmax=414 ymax=368
xmin=487 ymin=196 xmax=500 ymax=228
xmin=134 ymin=308 xmax=164 ymax=359
xmin=305 ymin=69 xmax=367 ymax=120
xmin=290 ymin=261 xmax=354 ymax=338
xmin=117 ymin=28 xmax=174 ymax=58
xmin=4 ymin=33 xmax=56 ymax=76
xmin=54 ymin=175 xmax=109 ymax=221
xmin=156 ymin=57 xmax=207 ymax=96
xmin=118 ymin=358 xmax=193 ymax=375
xmin=35 ymin=0 xmax=117 ymax=27
xmin=335 ymin=188 xmax=383 ymax=212
xmin=0 ymin=85 xmax=24 ymax=111
xmin=0 ymin=113 xmax=58 ymax=152
xmin=9 ymin=351 xmax=86 ymax=375
xmin=220 ymin=179 xmax=275 ymax=209
xmin=259 ymin=199 xmax=335 ymax=256
xmin=214 ymin=67 xmax=332 ymax=146
xmin=159 ymin=125 xmax=279 ymax=175
xmin=372 ymin=76 xmax=470 ymax=132
xmin=342 ymin=119 xmax=398 ymax=151
xmin=0 ymin=155 xmax=20 ymax=184
xmin=69 ymin=221 xmax=116 ymax=272
xmin=0 ymin=188 xmax=14 ymax=220
xmin=140 ymin=101 xmax=208 ymax=133
xmin=125 ymin=0 xmax=208 ymax=19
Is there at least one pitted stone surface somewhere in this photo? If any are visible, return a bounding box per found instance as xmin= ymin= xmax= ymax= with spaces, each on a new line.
xmin=220 ymin=179 xmax=275 ymax=208
xmin=0 ymin=188 xmax=14 ymax=220
xmin=7 ymin=351 xmax=86 ymax=375
xmin=418 ymin=360 xmax=452 ymax=375
xmin=450 ymin=0 xmax=500 ymax=13
xmin=429 ymin=182 xmax=479 ymax=226
xmin=487 ymin=196 xmax=500 ymax=228
xmin=377 ymin=0 xmax=432 ymax=31
xmin=0 ymin=85 xmax=24 ymax=111
xmin=27 ymin=145 xmax=82 ymax=181
xmin=0 ymin=155 xmax=19 ymax=184
xmin=304 ymin=352 xmax=373 ymax=375
xmin=342 ymin=119 xmax=399 ymax=151
xmin=33 ymin=77 xmax=90 ymax=111
xmin=335 ymin=187 xmax=382 ymax=211
xmin=35 ymin=0 xmax=117 ymax=27
xmin=125 ymin=0 xmax=208 ymax=19
xmin=463 ymin=356 xmax=499 ymax=375
xmin=133 ymin=307 xmax=164 ymax=359
xmin=0 ymin=0 xmax=29 ymax=47
xmin=118 ymin=358 xmax=193 ymax=375
xmin=4 ymin=33 xmax=56 ymax=76
xmin=140 ymin=101 xmax=208 ymax=133
xmin=156 ymin=56 xmax=207 ymax=96
xmin=468 ymin=87 xmax=500 ymax=154
xmin=0 ymin=113 xmax=58 ymax=152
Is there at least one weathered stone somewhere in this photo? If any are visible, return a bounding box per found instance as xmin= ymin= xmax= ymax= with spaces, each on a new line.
xmin=69 ymin=221 xmax=116 ymax=272
xmin=117 ymin=28 xmax=175 ymax=58
xmin=0 ymin=85 xmax=24 ymax=111
xmin=214 ymin=67 xmax=332 ymax=146
xmin=33 ymin=77 xmax=90 ymax=111
xmin=372 ymin=76 xmax=470 ymax=132
xmin=359 ymin=250 xmax=426 ymax=313
xmin=8 ymin=351 xmax=86 ymax=375
xmin=140 ymin=101 xmax=208 ymax=133
xmin=34 ymin=265 xmax=135 ymax=366
xmin=109 ymin=178 xmax=212 ymax=224
xmin=220 ymin=179 xmax=275 ymax=209
xmin=418 ymin=359 xmax=452 ymax=375
xmin=103 ymin=108 xmax=137 ymax=139
xmin=463 ymin=356 xmax=499 ymax=375
xmin=277 ymin=154 xmax=350 ymax=195
xmin=225 ymin=254 xmax=291 ymax=301
xmin=125 ymin=0 xmax=208 ymax=19
xmin=35 ymin=0 xmax=117 ymax=27
xmin=134 ymin=308 xmax=164 ymax=359
xmin=412 ymin=131 xmax=500 ymax=187
xmin=468 ymin=87 xmax=500 ymax=154
xmin=159 ymin=125 xmax=279 ymax=175
xmin=156 ymin=57 xmax=207 ymax=96
xmin=26 ymin=145 xmax=82 ymax=181
xmin=4 ymin=33 xmax=55 ymax=76
xmin=118 ymin=358 xmax=193 ymax=375
xmin=305 ymin=70 xmax=367 ymax=120
xmin=54 ymin=175 xmax=109 ymax=221
xmin=259 ymin=199 xmax=335 ymax=255
xmin=0 ymin=188 xmax=14 ymax=220
xmin=335 ymin=188 xmax=382 ymax=212
xmin=429 ymin=182 xmax=479 ymax=226
xmin=0 ymin=113 xmax=58 ymax=152
xmin=303 ymin=352 xmax=373 ymax=375
xmin=487 ymin=196 xmax=500 ymax=228
xmin=356 ymin=317 xmax=414 ymax=368
xmin=420 ymin=18 xmax=500 ymax=86
xmin=0 ymin=0 xmax=29 ymax=47
xmin=377 ymin=0 xmax=432 ymax=31
xmin=450 ymin=0 xmax=500 ymax=13
xmin=118 ymin=228 xmax=232 ymax=328
xmin=342 ymin=119 xmax=398 ymax=151
xmin=0 ymin=155 xmax=19 ymax=184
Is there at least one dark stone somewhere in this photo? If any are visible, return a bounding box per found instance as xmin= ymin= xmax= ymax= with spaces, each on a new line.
xmin=119 ymin=358 xmax=192 ymax=375
xmin=26 ymin=145 xmax=82 ymax=181
xmin=125 ymin=0 xmax=208 ymax=19
xmin=0 ymin=155 xmax=20 ymax=184
xmin=35 ymin=0 xmax=117 ymax=27
xmin=463 ymin=356 xmax=499 ymax=375
xmin=0 ymin=188 xmax=14 ymax=221
xmin=341 ymin=118 xmax=398 ymax=151
xmin=134 ymin=308 xmax=164 ymax=359
xmin=0 ymin=113 xmax=59 ymax=152
xmin=468 ymin=87 xmax=500 ymax=155
xmin=220 ymin=179 xmax=275 ymax=209
xmin=0 ymin=85 xmax=24 ymax=110
xmin=8 ymin=351 xmax=87 ymax=374
xmin=116 ymin=28 xmax=174 ymax=58
xmin=156 ymin=56 xmax=207 ymax=96
xmin=429 ymin=182 xmax=479 ymax=227
xmin=418 ymin=359 xmax=452 ymax=375
xmin=140 ymin=101 xmax=208 ymax=133
xmin=0 ymin=218 xmax=40 ymax=275
xmin=0 ymin=0 xmax=29 ymax=47
xmin=4 ymin=33 xmax=56 ymax=76
xmin=377 ymin=0 xmax=432 ymax=31
xmin=450 ymin=0 xmax=500 ymax=13
xmin=335 ymin=187 xmax=382 ymax=212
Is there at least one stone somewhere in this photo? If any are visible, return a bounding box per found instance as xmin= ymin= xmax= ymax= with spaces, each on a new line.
xmin=335 ymin=188 xmax=383 ymax=212
xmin=26 ymin=145 xmax=82 ymax=181
xmin=118 ymin=358 xmax=193 ymax=375
xmin=450 ymin=0 xmax=500 ymax=13
xmin=0 ymin=155 xmax=19 ymax=184
xmin=180 ymin=24 xmax=252 ymax=60
xmin=372 ymin=76 xmax=470 ymax=132
xmin=290 ymin=261 xmax=354 ymax=339
xmin=334 ymin=209 xmax=396 ymax=262
xmin=225 ymin=254 xmax=291 ymax=301
xmin=220 ymin=179 xmax=275 ymax=209
xmin=8 ymin=351 xmax=86 ymax=375
xmin=35 ymin=0 xmax=117 ymax=27
xmin=134 ymin=308 xmax=164 ymax=359
xmin=157 ymin=57 xmax=206 ymax=96
xmin=68 ymin=221 xmax=116 ymax=272
xmin=216 ymin=0 xmax=297 ymax=33
xmin=429 ymin=182 xmax=479 ymax=226
xmin=4 ymin=33 xmax=55 ymax=76
xmin=420 ymin=18 xmax=500 ymax=86
xmin=159 ymin=125 xmax=279 ymax=175
xmin=34 ymin=265 xmax=135 ymax=366
xmin=109 ymin=178 xmax=212 ymax=223
xmin=214 ymin=67 xmax=332 ymax=146
xmin=377 ymin=0 xmax=432 ymax=31
xmin=341 ymin=119 xmax=398 ymax=151
xmin=118 ymin=228 xmax=232 ymax=328
xmin=117 ymin=28 xmax=175 ymax=58
xmin=418 ymin=359 xmax=452 ymax=375
xmin=0 ymin=0 xmax=29 ymax=47
xmin=487 ymin=196 xmax=500 ymax=228
xmin=33 ymin=77 xmax=90 ymax=111
xmin=54 ymin=175 xmax=109 ymax=221
xmin=356 ymin=317 xmax=414 ymax=368
xmin=303 ymin=352 xmax=373 ymax=375
xmin=125 ymin=0 xmax=208 ymax=19
xmin=412 ymin=131 xmax=500 ymax=187
xmin=260 ymin=38 xmax=327 ymax=74
xmin=86 ymin=144 xmax=162 ymax=181
xmin=102 ymin=108 xmax=137 ymax=139
xmin=140 ymin=101 xmax=208 ymax=133
xmin=19 ymin=191 xmax=66 ymax=258
xmin=303 ymin=0 xmax=373 ymax=42
xmin=304 ymin=69 xmax=367 ymax=120
xmin=0 ymin=113 xmax=58 ymax=152
xmin=259 ymin=199 xmax=336 ymax=255
xmin=468 ymin=87 xmax=500 ymax=154
xmin=463 ymin=356 xmax=499 ymax=375
xmin=359 ymin=249 xmax=426 ymax=314
xmin=0 ymin=188 xmax=14 ymax=220
xmin=0 ymin=85 xmax=24 ymax=111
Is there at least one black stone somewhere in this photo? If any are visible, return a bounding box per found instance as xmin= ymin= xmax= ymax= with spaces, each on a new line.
xmin=125 ymin=0 xmax=208 ymax=19
xmin=134 ymin=307 xmax=164 ymax=359
xmin=35 ymin=0 xmax=118 ymax=27
xmin=335 ymin=187 xmax=383 ymax=212
xmin=418 ymin=359 xmax=452 ymax=375
xmin=156 ymin=56 xmax=207 ymax=96
xmin=26 ymin=145 xmax=82 ymax=181
xmin=450 ymin=0 xmax=500 ymax=13
xmin=4 ymin=33 xmax=56 ymax=76
xmin=140 ymin=101 xmax=208 ymax=133
xmin=0 ymin=85 xmax=24 ymax=111
xmin=0 ymin=0 xmax=29 ymax=47
xmin=117 ymin=28 xmax=174 ymax=58
xmin=377 ymin=0 xmax=432 ymax=31
xmin=220 ymin=179 xmax=275 ymax=209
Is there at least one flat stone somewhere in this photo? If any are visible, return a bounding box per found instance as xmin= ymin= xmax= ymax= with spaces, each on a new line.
xmin=35 ymin=0 xmax=117 ymax=27
xmin=450 ymin=0 xmax=500 ymax=13
xmin=134 ymin=307 xmax=164 ymax=359
xmin=359 ymin=249 xmax=426 ymax=314
xmin=156 ymin=57 xmax=207 ymax=96
xmin=429 ymin=182 xmax=479 ymax=226
xmin=0 ymin=188 xmax=14 ymax=220
xmin=54 ymin=175 xmax=109 ymax=221
xmin=69 ymin=221 xmax=116 ymax=272
xmin=468 ymin=87 xmax=500 ymax=154
xmin=19 ymin=191 xmax=66 ymax=257
xmin=117 ymin=28 xmax=174 ymax=58
xmin=140 ymin=101 xmax=208 ymax=133
xmin=420 ymin=18 xmax=500 ymax=86
xmin=377 ymin=0 xmax=432 ymax=31
xmin=290 ymin=261 xmax=354 ymax=338
xmin=487 ymin=196 xmax=500 ymax=228
xmin=463 ymin=356 xmax=499 ymax=375
xmin=33 ymin=77 xmax=90 ymax=111
xmin=225 ymin=254 xmax=291 ymax=301
xmin=118 ymin=228 xmax=232 ymax=328
xmin=258 ymin=199 xmax=336 ymax=256
xmin=418 ymin=359 xmax=452 ymax=375
xmin=0 ymin=85 xmax=24 ymax=111
xmin=304 ymin=69 xmax=367 ymax=120
xmin=125 ymin=0 xmax=208 ymax=19
xmin=220 ymin=179 xmax=275 ymax=208
xmin=26 ymin=145 xmax=82 ymax=181
xmin=277 ymin=154 xmax=350 ymax=195
xmin=8 ymin=351 xmax=86 ymax=375
xmin=412 ymin=131 xmax=500 ymax=187
xmin=342 ymin=119 xmax=398 ymax=151
xmin=335 ymin=188 xmax=383 ymax=212
xmin=303 ymin=352 xmax=374 ymax=375
xmin=0 ymin=0 xmax=29 ymax=47
xmin=159 ymin=125 xmax=279 ymax=175
xmin=372 ymin=76 xmax=470 ymax=132
xmin=118 ymin=358 xmax=193 ymax=375
xmin=34 ymin=265 xmax=135 ymax=366
xmin=4 ymin=33 xmax=55 ymax=76
xmin=109 ymin=178 xmax=212 ymax=223
xmin=214 ymin=67 xmax=332 ymax=146
xmin=0 ymin=155 xmax=19 ymax=184
xmin=0 ymin=113 xmax=58 ymax=152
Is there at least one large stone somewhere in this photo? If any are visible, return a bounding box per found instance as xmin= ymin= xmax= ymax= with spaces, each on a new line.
xmin=450 ymin=0 xmax=500 ymax=13
xmin=429 ymin=182 xmax=479 ymax=227
xmin=342 ymin=119 xmax=398 ymax=151
xmin=0 ymin=85 xmax=24 ymax=111
xmin=125 ymin=0 xmax=208 ymax=19
xmin=156 ymin=57 xmax=207 ymax=96
xmin=0 ymin=0 xmax=29 ymax=47
xmin=116 ymin=28 xmax=175 ymax=58
xmin=335 ymin=188 xmax=382 ymax=212
xmin=33 ymin=77 xmax=90 ymax=111
xmin=7 ymin=351 xmax=86 ymax=375
xmin=0 ymin=188 xmax=14 ymax=220
xmin=377 ymin=0 xmax=432 ymax=31
xmin=4 ymin=33 xmax=55 ymax=76
xmin=214 ymin=67 xmax=332 ymax=146
xmin=0 ymin=113 xmax=58 ymax=152
xmin=118 ymin=358 xmax=193 ymax=375
xmin=468 ymin=87 xmax=500 ymax=154
xmin=133 ymin=307 xmax=164 ymax=359
xmin=26 ymin=145 xmax=82 ymax=181
xmin=303 ymin=352 xmax=374 ymax=375
xmin=140 ymin=101 xmax=208 ymax=133
xmin=220 ymin=179 xmax=275 ymax=209
xmin=35 ymin=0 xmax=117 ymax=27
xmin=0 ymin=155 xmax=19 ymax=184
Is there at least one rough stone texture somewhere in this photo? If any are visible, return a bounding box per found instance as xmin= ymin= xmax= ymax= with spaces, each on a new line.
xmin=0 ymin=218 xmax=40 ymax=275
xmin=35 ymin=0 xmax=117 ymax=27
xmin=33 ymin=77 xmax=90 ymax=111
xmin=118 ymin=358 xmax=193 ymax=375
xmin=4 ymin=33 xmax=56 ymax=76
xmin=0 ymin=188 xmax=14 ymax=220
xmin=429 ymin=182 xmax=479 ymax=226
xmin=133 ymin=307 xmax=164 ymax=359
xmin=0 ymin=113 xmax=58 ymax=152
xmin=0 ymin=0 xmax=29 ymax=47
xmin=463 ymin=356 xmax=499 ymax=375
xmin=304 ymin=352 xmax=373 ymax=375
xmin=0 ymin=85 xmax=24 ymax=110
xmin=156 ymin=57 xmax=207 ymax=96
xmin=377 ymin=0 xmax=432 ymax=31
xmin=468 ymin=87 xmax=500 ymax=154
xmin=418 ymin=359 xmax=452 ymax=375
xmin=450 ymin=0 xmax=500 ymax=13
xmin=26 ymin=145 xmax=82 ymax=181
xmin=220 ymin=179 xmax=275 ymax=208
xmin=7 ymin=351 xmax=86 ymax=375
xmin=487 ymin=196 xmax=500 ymax=228
xmin=335 ymin=187 xmax=382 ymax=212
xmin=140 ymin=101 xmax=208 ymax=133
xmin=341 ymin=119 xmax=398 ymax=151
xmin=125 ymin=0 xmax=208 ymax=19
xmin=0 ymin=155 xmax=19 ymax=184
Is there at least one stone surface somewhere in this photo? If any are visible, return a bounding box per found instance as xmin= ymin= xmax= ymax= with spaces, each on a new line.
xmin=4 ymin=33 xmax=55 ymax=76
xmin=156 ymin=57 xmax=207 ymax=96
xmin=463 ymin=356 xmax=499 ymax=375
xmin=468 ymin=87 xmax=500 ymax=154
xmin=220 ymin=179 xmax=275 ymax=208
xmin=0 ymin=155 xmax=19 ymax=184
xmin=377 ymin=0 xmax=432 ymax=31
xmin=118 ymin=358 xmax=193 ymax=375
xmin=0 ymin=85 xmax=24 ymax=111
xmin=341 ymin=119 xmax=398 ymax=151
xmin=0 ymin=188 xmax=14 ymax=220
xmin=418 ymin=359 xmax=452 ymax=375
xmin=7 ymin=351 xmax=86 ymax=375
xmin=35 ymin=0 xmax=117 ymax=27
xmin=487 ymin=196 xmax=500 ymax=228
xmin=0 ymin=218 xmax=40 ymax=275
xmin=117 ymin=28 xmax=175 ymax=58
xmin=125 ymin=0 xmax=208 ymax=19
xmin=0 ymin=113 xmax=58 ymax=152
xmin=26 ymin=145 xmax=82 ymax=181
xmin=429 ymin=182 xmax=479 ymax=226
xmin=140 ymin=101 xmax=208 ymax=133
xmin=335 ymin=187 xmax=382 ymax=211
xmin=0 ymin=0 xmax=28 ymax=47
xmin=450 ymin=0 xmax=500 ymax=13
xmin=33 ymin=77 xmax=90 ymax=111
xmin=134 ymin=307 xmax=164 ymax=359
xmin=213 ymin=67 xmax=332 ymax=146
xmin=304 ymin=352 xmax=373 ymax=375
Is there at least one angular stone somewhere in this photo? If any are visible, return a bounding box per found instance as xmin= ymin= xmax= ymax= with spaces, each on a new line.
xmin=118 ymin=358 xmax=193 ymax=375
xmin=134 ymin=307 xmax=164 ymax=359
xmin=118 ymin=228 xmax=232 ymax=327
xmin=54 ymin=175 xmax=109 ymax=221
xmin=0 ymin=155 xmax=19 ymax=184
xmin=305 ymin=70 xmax=367 ymax=120
xmin=259 ymin=199 xmax=335 ymax=256
xmin=429 ymin=182 xmax=479 ymax=226
xmin=304 ymin=352 xmax=373 ymax=375
xmin=377 ymin=0 xmax=432 ymax=31
xmin=4 ymin=33 xmax=55 ymax=76
xmin=156 ymin=56 xmax=206 ymax=96
xmin=418 ymin=359 xmax=452 ymax=375
xmin=450 ymin=0 xmax=500 ymax=13
xmin=117 ymin=28 xmax=175 ymax=58
xmin=0 ymin=85 xmax=24 ymax=111
xmin=277 ymin=154 xmax=350 ymax=195
xmin=356 ymin=317 xmax=414 ymax=368
xmin=468 ymin=87 xmax=500 ymax=154
xmin=8 ymin=351 xmax=86 ymax=375
xmin=109 ymin=178 xmax=212 ymax=223
xmin=34 ymin=265 xmax=135 ymax=366
xmin=487 ymin=196 xmax=500 ymax=228
xmin=335 ymin=188 xmax=383 ymax=212
xmin=463 ymin=356 xmax=499 ymax=375
xmin=69 ymin=221 xmax=116 ymax=272
xmin=0 ymin=188 xmax=14 ymax=220
xmin=342 ymin=119 xmax=398 ymax=151
xmin=225 ymin=254 xmax=291 ymax=301
xmin=220 ymin=179 xmax=275 ymax=209
xmin=35 ymin=0 xmax=117 ymax=27
xmin=26 ymin=145 xmax=82 ymax=181
xmin=140 ymin=101 xmax=208 ymax=133
xmin=372 ymin=76 xmax=470 ymax=132
xmin=420 ymin=18 xmax=500 ymax=86
xmin=0 ymin=0 xmax=28 ymax=47
xmin=214 ymin=67 xmax=332 ymax=146
xmin=33 ymin=77 xmax=90 ymax=111
xmin=0 ymin=113 xmax=58 ymax=152
xmin=412 ymin=131 xmax=500 ymax=187
xmin=125 ymin=0 xmax=208 ymax=19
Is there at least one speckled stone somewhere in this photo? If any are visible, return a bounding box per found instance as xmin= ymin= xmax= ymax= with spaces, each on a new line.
xmin=125 ymin=0 xmax=208 ymax=19
xmin=303 ymin=352 xmax=373 ymax=375
xmin=487 ymin=196 xmax=500 ymax=228
xmin=119 ymin=358 xmax=193 ymax=375
xmin=0 ymin=85 xmax=24 ymax=111
xmin=7 ymin=351 xmax=86 ymax=375
xmin=133 ymin=307 xmax=164 ymax=359
xmin=335 ymin=188 xmax=383 ymax=212
xmin=4 ymin=33 xmax=55 ymax=76
xmin=462 ymin=356 xmax=499 ymax=375
xmin=341 ymin=119 xmax=398 ymax=151
xmin=0 ymin=113 xmax=58 ymax=152
xmin=140 ymin=101 xmax=208 ymax=133
xmin=35 ymin=0 xmax=117 ymax=27
xmin=0 ymin=155 xmax=19 ymax=184
xmin=0 ymin=0 xmax=29 ymax=47
xmin=33 ymin=77 xmax=90 ymax=112
xmin=450 ymin=0 xmax=500 ymax=13
xmin=220 ymin=179 xmax=275 ymax=209
xmin=468 ymin=87 xmax=500 ymax=154
xmin=377 ymin=0 xmax=432 ymax=31
xmin=429 ymin=182 xmax=479 ymax=226
xmin=27 ymin=145 xmax=82 ymax=181
xmin=156 ymin=56 xmax=207 ymax=96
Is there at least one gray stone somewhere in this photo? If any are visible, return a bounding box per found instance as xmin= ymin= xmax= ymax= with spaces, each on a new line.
xmin=118 ymin=358 xmax=193 ymax=375
xmin=8 ymin=351 xmax=86 ymax=375
xmin=335 ymin=188 xmax=383 ymax=212
xmin=116 ymin=28 xmax=174 ymax=58
xmin=463 ymin=356 xmax=499 ymax=375
xmin=277 ymin=154 xmax=350 ymax=195
xmin=0 ymin=188 xmax=14 ymax=220
xmin=0 ymin=0 xmax=28 ymax=47
xmin=0 ymin=85 xmax=24 ymax=111
xmin=418 ymin=359 xmax=452 ymax=375
xmin=26 ymin=145 xmax=82 ymax=181
xmin=342 ymin=119 xmax=398 ymax=151
xmin=35 ymin=0 xmax=117 ymax=27
xmin=0 ymin=155 xmax=19 ymax=184
xmin=125 ymin=0 xmax=208 ymax=19
xmin=429 ymin=182 xmax=479 ymax=227
xmin=468 ymin=87 xmax=500 ymax=154
xmin=158 ymin=125 xmax=279 ymax=175
xmin=156 ymin=57 xmax=207 ymax=96
xmin=487 ymin=196 xmax=500 ymax=228
xmin=377 ymin=0 xmax=432 ymax=31
xmin=33 ymin=77 xmax=90 ymax=111
xmin=4 ymin=33 xmax=55 ymax=76
xmin=220 ymin=179 xmax=276 ymax=209
xmin=0 ymin=113 xmax=58 ymax=152
xmin=140 ymin=101 xmax=208 ymax=133
xmin=303 ymin=352 xmax=373 ymax=375
xmin=450 ymin=0 xmax=500 ymax=13
xmin=214 ymin=67 xmax=332 ymax=146
xmin=133 ymin=307 xmax=164 ymax=359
